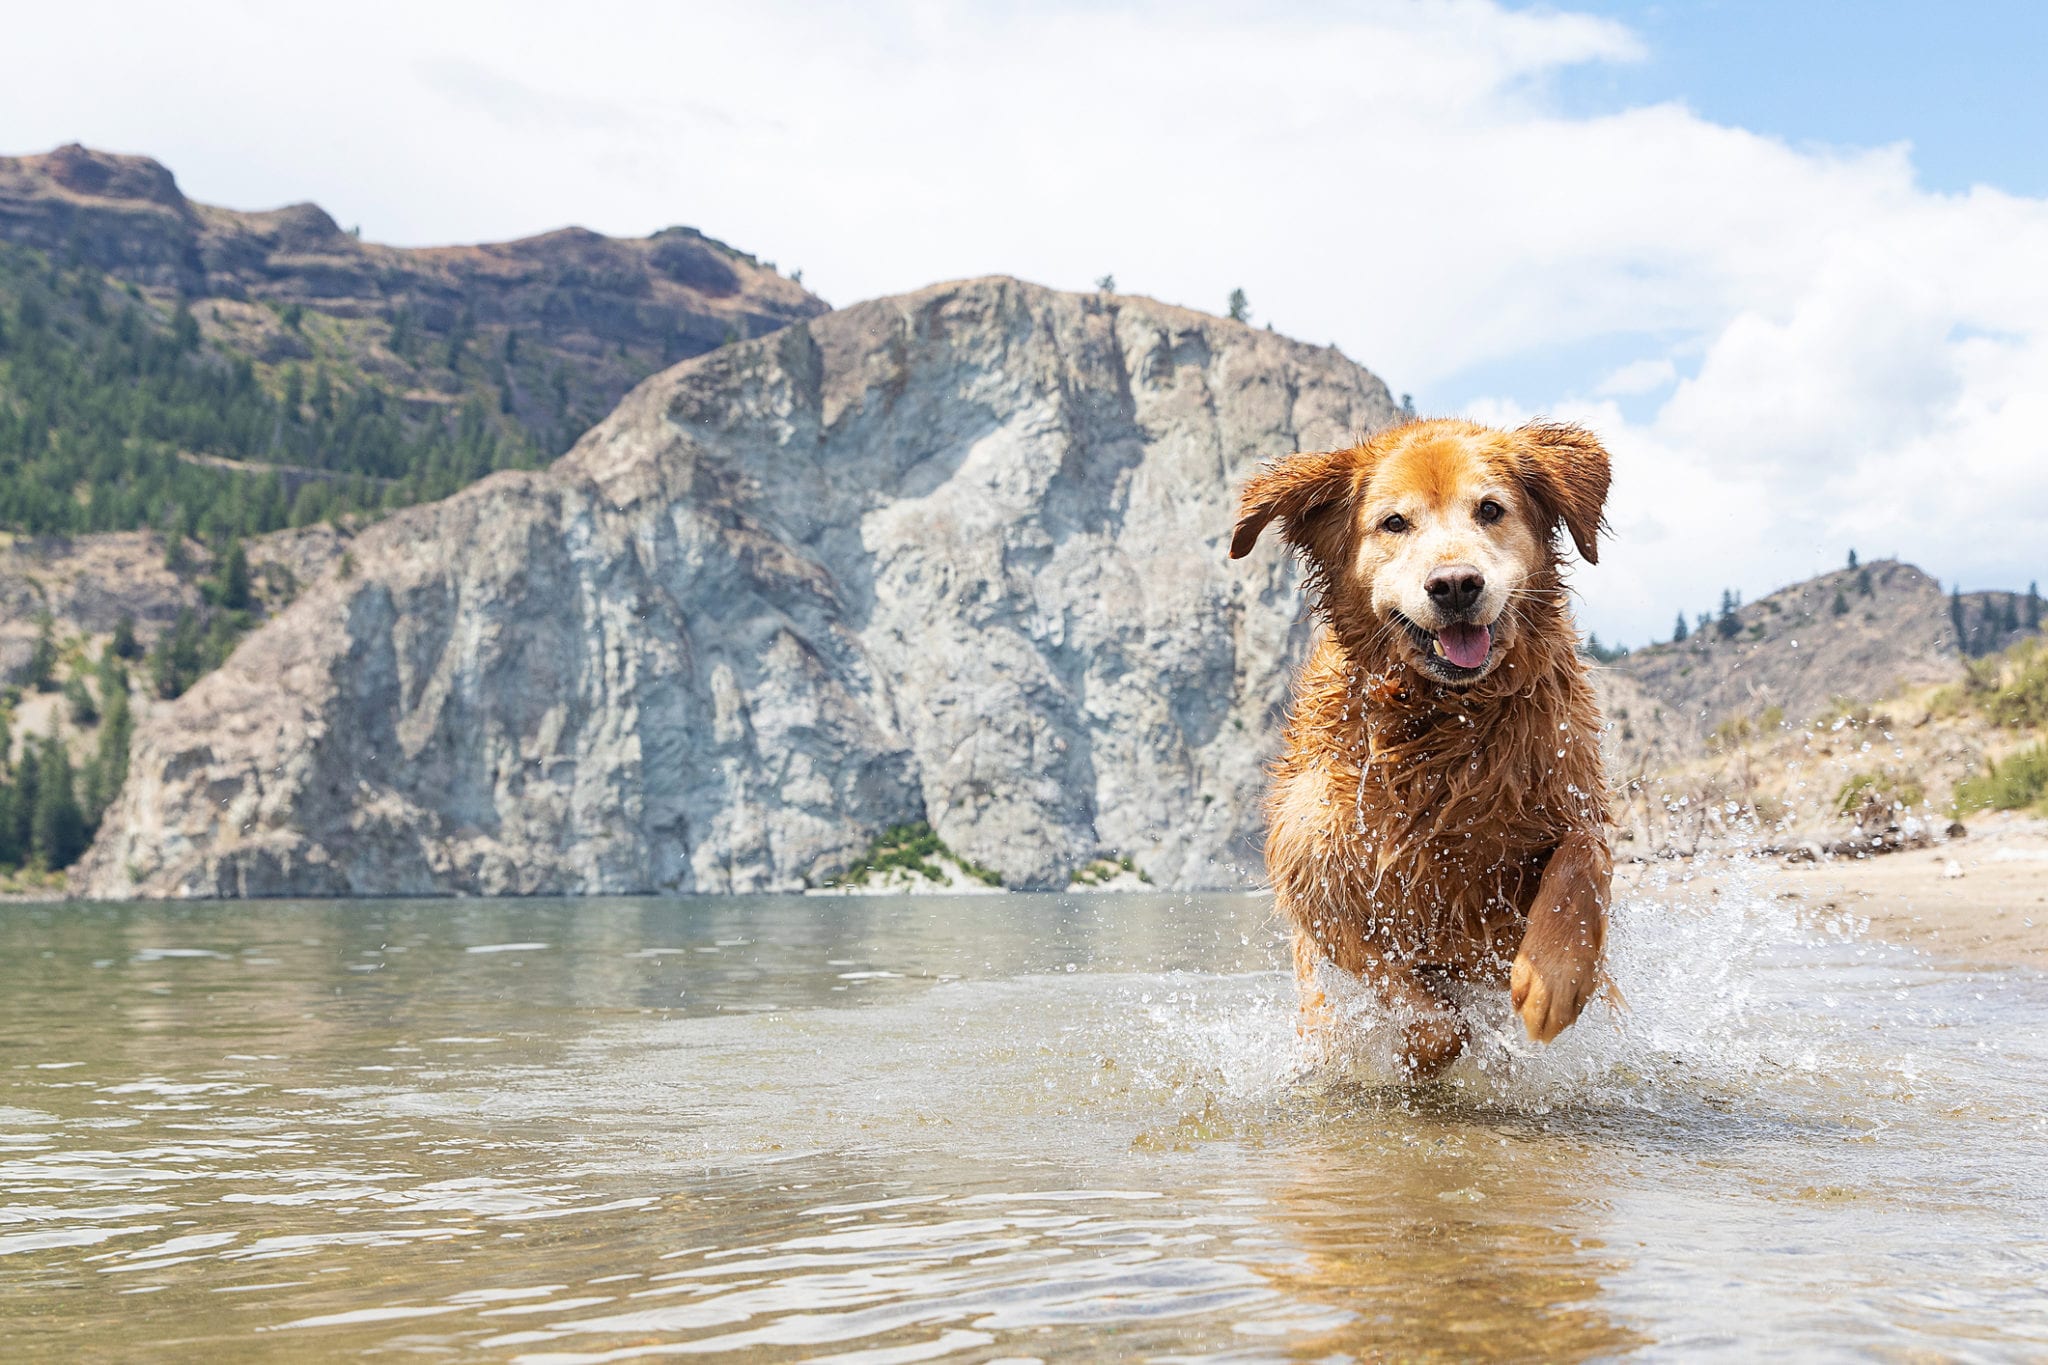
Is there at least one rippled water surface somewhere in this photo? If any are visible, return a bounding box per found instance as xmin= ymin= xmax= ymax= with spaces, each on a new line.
xmin=3 ymin=878 xmax=2045 ymax=1361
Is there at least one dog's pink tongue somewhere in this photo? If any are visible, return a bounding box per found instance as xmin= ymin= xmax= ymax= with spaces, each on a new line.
xmin=1438 ymin=623 xmax=1491 ymax=669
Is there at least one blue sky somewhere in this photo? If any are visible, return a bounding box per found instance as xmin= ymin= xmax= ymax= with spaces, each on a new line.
xmin=1542 ymin=2 xmax=2046 ymax=192
xmin=1440 ymin=0 xmax=2048 ymax=420
xmin=4 ymin=1 xmax=2044 ymax=645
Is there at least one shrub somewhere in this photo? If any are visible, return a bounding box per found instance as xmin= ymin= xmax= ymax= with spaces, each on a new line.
xmin=1939 ymin=639 xmax=2048 ymax=730
xmin=1952 ymin=744 xmax=2048 ymax=815
xmin=1834 ymin=771 xmax=1925 ymax=821
xmin=828 ymin=821 xmax=1003 ymax=889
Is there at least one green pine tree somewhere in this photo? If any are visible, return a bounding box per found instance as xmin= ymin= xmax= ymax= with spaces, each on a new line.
xmin=0 ymin=710 xmax=17 ymax=868
xmin=23 ymin=613 xmax=58 ymax=691
xmin=1672 ymin=612 xmax=1689 ymax=643
xmin=1716 ymin=589 xmax=1741 ymax=640
xmin=63 ymin=673 xmax=97 ymax=726
xmin=0 ymin=743 xmax=34 ymax=869
xmin=1227 ymin=288 xmax=1250 ymax=324
xmin=2028 ymin=581 xmax=2042 ymax=631
xmin=109 ymin=614 xmax=141 ymax=660
xmin=83 ymin=668 xmax=131 ymax=830
xmin=29 ymin=728 xmax=86 ymax=869
xmin=1951 ymin=587 xmax=1967 ymax=654
xmin=214 ymin=539 xmax=252 ymax=612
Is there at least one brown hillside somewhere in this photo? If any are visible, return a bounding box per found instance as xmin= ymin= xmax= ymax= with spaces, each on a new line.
xmin=0 ymin=144 xmax=827 ymax=447
xmin=1612 ymin=560 xmax=1969 ymax=751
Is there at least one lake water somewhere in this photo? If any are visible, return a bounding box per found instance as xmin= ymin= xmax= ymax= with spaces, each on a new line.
xmin=2 ymin=873 xmax=2044 ymax=1361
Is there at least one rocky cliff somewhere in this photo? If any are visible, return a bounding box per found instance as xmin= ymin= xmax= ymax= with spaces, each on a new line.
xmin=71 ymin=278 xmax=1402 ymax=897
xmin=0 ymin=144 xmax=826 ymax=445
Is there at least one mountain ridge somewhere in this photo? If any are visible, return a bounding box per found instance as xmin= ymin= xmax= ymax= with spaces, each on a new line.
xmin=0 ymin=144 xmax=827 ymax=455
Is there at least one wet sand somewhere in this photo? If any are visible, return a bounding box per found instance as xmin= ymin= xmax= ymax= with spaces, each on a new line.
xmin=1622 ymin=811 xmax=2048 ymax=967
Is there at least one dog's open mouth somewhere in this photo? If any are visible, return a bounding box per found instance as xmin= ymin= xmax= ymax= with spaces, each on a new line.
xmin=1432 ymin=622 xmax=1491 ymax=669
xmin=1395 ymin=614 xmax=1497 ymax=680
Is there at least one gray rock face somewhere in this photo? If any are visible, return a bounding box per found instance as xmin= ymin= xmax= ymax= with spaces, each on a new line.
xmin=73 ymin=278 xmax=1401 ymax=897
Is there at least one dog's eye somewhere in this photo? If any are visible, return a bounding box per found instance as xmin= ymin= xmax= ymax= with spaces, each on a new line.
xmin=1477 ymin=499 xmax=1505 ymax=524
xmin=1380 ymin=513 xmax=1409 ymax=534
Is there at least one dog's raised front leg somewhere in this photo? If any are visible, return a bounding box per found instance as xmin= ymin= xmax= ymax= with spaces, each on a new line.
xmin=1510 ymin=828 xmax=1612 ymax=1043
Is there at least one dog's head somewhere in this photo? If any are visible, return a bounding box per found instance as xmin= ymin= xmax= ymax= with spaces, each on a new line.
xmin=1230 ymin=419 xmax=1609 ymax=687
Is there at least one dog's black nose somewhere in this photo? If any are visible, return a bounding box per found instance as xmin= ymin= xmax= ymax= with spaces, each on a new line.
xmin=1425 ymin=564 xmax=1485 ymax=614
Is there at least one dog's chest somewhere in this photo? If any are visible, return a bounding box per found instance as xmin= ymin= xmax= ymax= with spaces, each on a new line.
xmin=1302 ymin=699 xmax=1569 ymax=905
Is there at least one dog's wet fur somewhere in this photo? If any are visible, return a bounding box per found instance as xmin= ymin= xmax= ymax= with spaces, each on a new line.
xmin=1231 ymin=418 xmax=1614 ymax=1077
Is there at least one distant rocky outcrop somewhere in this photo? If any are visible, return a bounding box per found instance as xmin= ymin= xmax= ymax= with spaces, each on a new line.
xmin=71 ymin=278 xmax=1401 ymax=897
xmin=0 ymin=144 xmax=826 ymax=442
xmin=1604 ymin=561 xmax=1973 ymax=764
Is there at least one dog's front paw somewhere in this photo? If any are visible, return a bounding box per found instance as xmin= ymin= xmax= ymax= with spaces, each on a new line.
xmin=1509 ymin=934 xmax=1599 ymax=1044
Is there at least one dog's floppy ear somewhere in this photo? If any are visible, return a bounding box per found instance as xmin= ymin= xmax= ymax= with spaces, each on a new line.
xmin=1515 ymin=422 xmax=1611 ymax=565
xmin=1229 ymin=448 xmax=1357 ymax=560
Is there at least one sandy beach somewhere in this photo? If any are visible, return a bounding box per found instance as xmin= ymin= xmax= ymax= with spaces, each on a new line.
xmin=1621 ymin=811 xmax=2048 ymax=968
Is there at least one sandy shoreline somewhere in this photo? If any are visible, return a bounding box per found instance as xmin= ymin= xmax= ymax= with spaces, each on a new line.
xmin=1620 ymin=810 xmax=2048 ymax=968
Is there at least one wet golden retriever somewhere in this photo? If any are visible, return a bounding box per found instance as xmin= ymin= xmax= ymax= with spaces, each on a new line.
xmin=1230 ymin=418 xmax=1613 ymax=1077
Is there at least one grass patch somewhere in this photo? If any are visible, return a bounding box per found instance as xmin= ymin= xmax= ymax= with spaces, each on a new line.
xmin=1937 ymin=639 xmax=2048 ymax=730
xmin=1069 ymin=854 xmax=1152 ymax=887
xmin=1952 ymin=744 xmax=2048 ymax=815
xmin=827 ymin=821 xmax=1002 ymax=889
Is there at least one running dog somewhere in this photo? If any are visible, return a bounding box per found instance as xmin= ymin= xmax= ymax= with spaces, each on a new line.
xmin=1230 ymin=418 xmax=1613 ymax=1077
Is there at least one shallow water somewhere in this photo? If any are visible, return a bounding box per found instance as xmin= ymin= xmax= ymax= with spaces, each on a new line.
xmin=1 ymin=875 xmax=2044 ymax=1361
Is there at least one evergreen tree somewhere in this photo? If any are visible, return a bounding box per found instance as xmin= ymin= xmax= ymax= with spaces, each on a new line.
xmin=0 ymin=772 xmax=20 ymax=869
xmin=388 ymin=307 xmax=415 ymax=360
xmin=29 ymin=727 xmax=85 ymax=869
xmin=1847 ymin=548 xmax=1858 ymax=569
xmin=1832 ymin=589 xmax=1850 ymax=616
xmin=2028 ymin=581 xmax=2042 ymax=631
xmin=1716 ymin=589 xmax=1740 ymax=640
xmin=109 ymin=614 xmax=140 ymax=660
xmin=1951 ymin=587 xmax=1967 ymax=653
xmin=63 ymin=673 xmax=97 ymax=726
xmin=0 ymin=708 xmax=12 ymax=869
xmin=83 ymin=667 xmax=131 ymax=829
xmin=149 ymin=609 xmax=203 ymax=699
xmin=22 ymin=612 xmax=58 ymax=691
xmin=1672 ymin=612 xmax=1689 ymax=643
xmin=1857 ymin=566 xmax=1873 ymax=596
xmin=214 ymin=538 xmax=252 ymax=612
xmin=1227 ymin=288 xmax=1250 ymax=324
xmin=4 ymin=743 xmax=40 ymax=869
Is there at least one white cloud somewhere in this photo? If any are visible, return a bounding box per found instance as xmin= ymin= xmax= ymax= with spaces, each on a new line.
xmin=1597 ymin=359 xmax=1677 ymax=397
xmin=3 ymin=0 xmax=2044 ymax=643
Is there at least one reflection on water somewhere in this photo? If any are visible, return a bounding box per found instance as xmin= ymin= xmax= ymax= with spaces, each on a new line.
xmin=1 ymin=880 xmax=2044 ymax=1360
